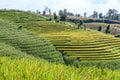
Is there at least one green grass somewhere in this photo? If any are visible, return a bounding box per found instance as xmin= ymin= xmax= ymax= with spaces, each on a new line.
xmin=0 ymin=9 xmax=74 ymax=33
xmin=1 ymin=56 xmax=120 ymax=80
xmin=0 ymin=9 xmax=47 ymax=21
xmin=14 ymin=21 xmax=74 ymax=34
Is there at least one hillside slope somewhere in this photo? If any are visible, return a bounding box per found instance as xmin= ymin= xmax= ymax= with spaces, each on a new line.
xmin=0 ymin=9 xmax=47 ymax=21
xmin=0 ymin=42 xmax=31 ymax=58
xmin=0 ymin=9 xmax=73 ymax=33
xmin=0 ymin=19 xmax=64 ymax=63
xmin=16 ymin=21 xmax=73 ymax=34
xmin=1 ymin=9 xmax=120 ymax=67
xmin=40 ymin=30 xmax=120 ymax=67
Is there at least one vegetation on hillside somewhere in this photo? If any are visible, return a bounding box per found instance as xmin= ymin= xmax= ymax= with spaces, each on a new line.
xmin=0 ymin=19 xmax=64 ymax=63
xmin=0 ymin=9 xmax=47 ymax=22
xmin=0 ymin=9 xmax=120 ymax=68
xmin=0 ymin=42 xmax=31 ymax=58
xmin=14 ymin=21 xmax=74 ymax=34
xmin=1 ymin=5 xmax=120 ymax=80
xmin=40 ymin=30 xmax=120 ymax=68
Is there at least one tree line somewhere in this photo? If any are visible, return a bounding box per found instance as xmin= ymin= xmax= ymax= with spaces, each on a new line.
xmin=36 ymin=7 xmax=120 ymax=21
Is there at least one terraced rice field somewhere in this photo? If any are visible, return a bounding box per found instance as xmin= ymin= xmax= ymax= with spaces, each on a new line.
xmin=1 ymin=9 xmax=120 ymax=67
xmin=0 ymin=42 xmax=31 ymax=58
xmin=0 ymin=9 xmax=47 ymax=21
xmin=15 ymin=21 xmax=73 ymax=34
xmin=41 ymin=30 xmax=120 ymax=62
xmin=0 ymin=19 xmax=64 ymax=63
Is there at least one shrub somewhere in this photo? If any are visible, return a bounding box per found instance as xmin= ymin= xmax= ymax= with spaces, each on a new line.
xmin=114 ymin=34 xmax=120 ymax=38
xmin=47 ymin=17 xmax=52 ymax=21
xmin=106 ymin=24 xmax=110 ymax=33
xmin=55 ymin=19 xmax=59 ymax=23
xmin=18 ymin=26 xmax=23 ymax=30
xmin=98 ymin=26 xmax=102 ymax=31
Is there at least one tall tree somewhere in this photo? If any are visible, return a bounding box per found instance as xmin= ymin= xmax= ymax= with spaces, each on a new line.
xmin=77 ymin=20 xmax=83 ymax=29
xmin=106 ymin=9 xmax=118 ymax=20
xmin=67 ymin=12 xmax=74 ymax=16
xmin=75 ymin=14 xmax=81 ymax=17
xmin=106 ymin=24 xmax=110 ymax=34
xmin=59 ymin=9 xmax=67 ymax=21
xmin=42 ymin=7 xmax=52 ymax=15
xmin=107 ymin=9 xmax=113 ymax=19
xmin=84 ymin=12 xmax=87 ymax=18
xmin=48 ymin=9 xmax=51 ymax=15
xmin=63 ymin=9 xmax=67 ymax=15
xmin=59 ymin=10 xmax=63 ymax=16
xmin=98 ymin=26 xmax=102 ymax=31
xmin=36 ymin=10 xmax=41 ymax=14
xmin=93 ymin=11 xmax=98 ymax=18
xmin=43 ymin=10 xmax=46 ymax=15
xmin=53 ymin=12 xmax=58 ymax=20
xmin=60 ymin=14 xmax=67 ymax=21
xmin=99 ymin=13 xmax=103 ymax=18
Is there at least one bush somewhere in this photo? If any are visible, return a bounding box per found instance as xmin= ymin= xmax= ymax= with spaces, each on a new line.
xmin=106 ymin=24 xmax=110 ymax=34
xmin=98 ymin=26 xmax=102 ymax=31
xmin=63 ymin=56 xmax=80 ymax=67
xmin=114 ymin=34 xmax=120 ymax=38
xmin=47 ymin=17 xmax=52 ymax=21
xmin=18 ymin=26 xmax=23 ymax=30
xmin=55 ymin=19 xmax=59 ymax=23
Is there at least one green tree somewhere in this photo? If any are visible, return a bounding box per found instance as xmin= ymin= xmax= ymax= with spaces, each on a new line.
xmin=93 ymin=11 xmax=98 ymax=18
xmin=59 ymin=9 xmax=67 ymax=21
xmin=48 ymin=9 xmax=51 ymax=15
xmin=84 ymin=12 xmax=87 ymax=18
xmin=53 ymin=12 xmax=58 ymax=20
xmin=60 ymin=14 xmax=66 ymax=21
xmin=106 ymin=9 xmax=118 ymax=20
xmin=77 ymin=20 xmax=83 ymax=29
xmin=106 ymin=25 xmax=110 ymax=33
xmin=114 ymin=34 xmax=120 ymax=38
xmin=98 ymin=26 xmax=102 ymax=31
xmin=47 ymin=17 xmax=52 ymax=21
xmin=99 ymin=13 xmax=103 ymax=18
xmin=43 ymin=11 xmax=46 ymax=15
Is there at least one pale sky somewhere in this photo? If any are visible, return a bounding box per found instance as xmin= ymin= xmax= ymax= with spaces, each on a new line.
xmin=0 ymin=0 xmax=120 ymax=16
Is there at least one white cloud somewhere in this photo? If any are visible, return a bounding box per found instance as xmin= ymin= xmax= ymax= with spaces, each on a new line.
xmin=107 ymin=0 xmax=118 ymax=3
xmin=91 ymin=0 xmax=107 ymax=4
